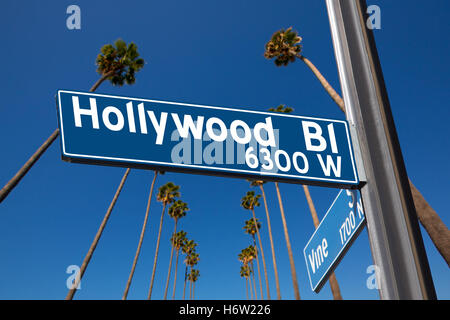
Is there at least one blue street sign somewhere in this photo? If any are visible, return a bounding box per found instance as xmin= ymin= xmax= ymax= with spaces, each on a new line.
xmin=303 ymin=189 xmax=366 ymax=292
xmin=56 ymin=90 xmax=359 ymax=187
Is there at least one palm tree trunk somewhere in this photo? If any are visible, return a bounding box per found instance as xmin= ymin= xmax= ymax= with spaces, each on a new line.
xmin=252 ymin=237 xmax=263 ymax=300
xmin=190 ymin=279 xmax=193 ymax=300
xmin=250 ymin=261 xmax=257 ymax=300
xmin=274 ymin=182 xmax=301 ymax=300
xmin=252 ymin=209 xmax=271 ymax=300
xmin=409 ymin=180 xmax=450 ymax=267
xmin=163 ymin=221 xmax=178 ymax=299
xmin=299 ymin=54 xmax=450 ymax=266
xmin=193 ymin=282 xmax=195 ymax=300
xmin=147 ymin=202 xmax=167 ymax=299
xmin=122 ymin=171 xmax=158 ymax=300
xmin=260 ymin=185 xmax=281 ymax=299
xmin=245 ymin=277 xmax=249 ymax=300
xmin=248 ymin=271 xmax=254 ymax=300
xmin=172 ymin=249 xmax=181 ymax=300
xmin=302 ymin=185 xmax=342 ymax=300
xmin=0 ymin=128 xmax=60 ymax=203
xmin=0 ymin=71 xmax=114 ymax=204
xmin=183 ymin=266 xmax=188 ymax=300
xmin=65 ymin=168 xmax=131 ymax=300
xmin=298 ymin=55 xmax=345 ymax=113
xmin=89 ymin=71 xmax=113 ymax=92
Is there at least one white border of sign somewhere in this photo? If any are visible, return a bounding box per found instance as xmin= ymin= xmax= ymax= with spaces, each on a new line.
xmin=57 ymin=90 xmax=359 ymax=185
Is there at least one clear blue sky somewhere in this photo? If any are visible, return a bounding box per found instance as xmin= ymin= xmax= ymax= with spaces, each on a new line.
xmin=0 ymin=0 xmax=448 ymax=300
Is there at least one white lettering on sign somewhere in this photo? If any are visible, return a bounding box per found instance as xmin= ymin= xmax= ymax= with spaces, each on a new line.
xmin=205 ymin=117 xmax=227 ymax=142
xmin=69 ymin=96 xmax=351 ymax=178
xmin=73 ymin=96 xmax=99 ymax=129
xmin=148 ymin=111 xmax=168 ymax=145
xmin=308 ymin=238 xmax=328 ymax=274
xmin=71 ymin=96 xmax=278 ymax=147
xmin=302 ymin=121 xmax=338 ymax=153
xmin=302 ymin=121 xmax=327 ymax=152
xmin=339 ymin=191 xmax=365 ymax=245
xmin=317 ymin=154 xmax=342 ymax=177
xmin=301 ymin=120 xmax=342 ymax=177
xmin=126 ymin=102 xmax=136 ymax=133
xmin=102 ymin=106 xmax=124 ymax=131
xmin=137 ymin=103 xmax=148 ymax=134
xmin=253 ymin=117 xmax=276 ymax=147
xmin=172 ymin=113 xmax=204 ymax=140
xmin=230 ymin=120 xmax=252 ymax=144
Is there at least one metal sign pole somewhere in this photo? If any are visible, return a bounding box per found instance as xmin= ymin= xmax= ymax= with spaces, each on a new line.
xmin=325 ymin=0 xmax=436 ymax=299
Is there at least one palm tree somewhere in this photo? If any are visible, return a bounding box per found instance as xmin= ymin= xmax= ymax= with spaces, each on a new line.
xmin=246 ymin=245 xmax=258 ymax=300
xmin=1 ymin=39 xmax=145 ymax=204
xmin=239 ymin=247 xmax=254 ymax=300
xmin=188 ymin=269 xmax=200 ymax=300
xmin=241 ymin=191 xmax=270 ymax=300
xmin=242 ymin=219 xmax=263 ymax=300
xmin=123 ymin=171 xmax=163 ymax=300
xmin=147 ymin=182 xmax=180 ymax=299
xmin=66 ymin=167 xmax=131 ymax=300
xmin=164 ymin=200 xmax=189 ymax=299
xmin=182 ymin=239 xmax=198 ymax=299
xmin=264 ymin=28 xmax=344 ymax=112
xmin=249 ymin=179 xmax=281 ymax=300
xmin=30 ymin=39 xmax=143 ymax=300
xmin=242 ymin=218 xmax=264 ymax=300
xmin=239 ymin=246 xmax=256 ymax=300
xmin=184 ymin=251 xmax=200 ymax=300
xmin=267 ymin=104 xmax=294 ymax=114
xmin=268 ymin=105 xmax=342 ymax=299
xmin=302 ymin=185 xmax=342 ymax=300
xmin=264 ymin=27 xmax=450 ymax=267
xmin=274 ymin=182 xmax=301 ymax=300
xmin=240 ymin=264 xmax=251 ymax=300
xmin=171 ymin=230 xmax=187 ymax=300
xmin=244 ymin=218 xmax=261 ymax=240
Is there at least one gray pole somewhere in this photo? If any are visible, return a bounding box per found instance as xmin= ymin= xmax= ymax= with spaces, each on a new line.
xmin=325 ymin=0 xmax=436 ymax=299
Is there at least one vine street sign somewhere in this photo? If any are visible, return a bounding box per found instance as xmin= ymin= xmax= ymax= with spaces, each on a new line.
xmin=303 ymin=189 xmax=365 ymax=292
xmin=56 ymin=90 xmax=358 ymax=187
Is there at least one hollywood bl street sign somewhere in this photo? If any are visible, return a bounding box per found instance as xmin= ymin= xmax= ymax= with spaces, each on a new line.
xmin=56 ymin=90 xmax=359 ymax=187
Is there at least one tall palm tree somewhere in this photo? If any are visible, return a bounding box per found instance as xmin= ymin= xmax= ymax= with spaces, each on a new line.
xmin=147 ymin=182 xmax=180 ymax=299
xmin=249 ymin=179 xmax=281 ymax=300
xmin=182 ymin=239 xmax=198 ymax=300
xmin=302 ymin=185 xmax=342 ymax=300
xmin=239 ymin=246 xmax=256 ymax=300
xmin=1 ymin=39 xmax=145 ymax=204
xmin=264 ymin=28 xmax=344 ymax=112
xmin=66 ymin=167 xmax=131 ymax=300
xmin=243 ymin=218 xmax=264 ymax=300
xmin=32 ymin=39 xmax=142 ymax=300
xmin=274 ymin=182 xmax=301 ymax=300
xmin=189 ymin=269 xmax=200 ymax=300
xmin=238 ymin=249 xmax=251 ymax=299
xmin=264 ymin=27 xmax=450 ymax=267
xmin=184 ymin=251 xmax=200 ymax=300
xmin=164 ymin=200 xmax=189 ymax=299
xmin=242 ymin=218 xmax=263 ymax=300
xmin=268 ymin=105 xmax=342 ymax=299
xmin=123 ymin=171 xmax=163 ymax=300
xmin=23 ymin=39 xmax=144 ymax=301
xmin=244 ymin=218 xmax=261 ymax=242
xmin=240 ymin=264 xmax=251 ymax=300
xmin=241 ymin=191 xmax=271 ymax=300
xmin=246 ymin=245 xmax=258 ymax=300
xmin=171 ymin=230 xmax=187 ymax=300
